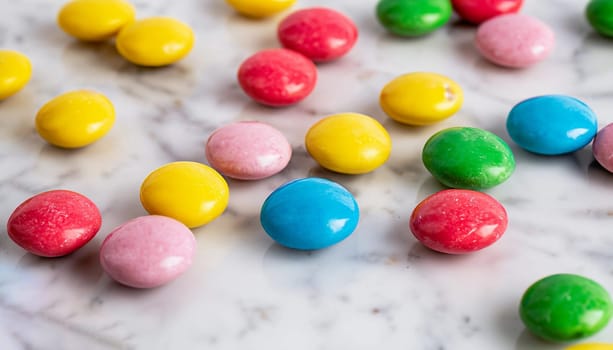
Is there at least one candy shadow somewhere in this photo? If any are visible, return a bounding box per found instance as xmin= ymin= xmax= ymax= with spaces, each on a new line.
xmin=514 ymin=329 xmax=562 ymax=350
xmin=587 ymin=160 xmax=613 ymax=185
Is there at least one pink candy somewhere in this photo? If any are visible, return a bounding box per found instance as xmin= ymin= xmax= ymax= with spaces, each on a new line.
xmin=593 ymin=123 xmax=613 ymax=173
xmin=475 ymin=14 xmax=555 ymax=68
xmin=100 ymin=216 xmax=196 ymax=288
xmin=206 ymin=121 xmax=292 ymax=180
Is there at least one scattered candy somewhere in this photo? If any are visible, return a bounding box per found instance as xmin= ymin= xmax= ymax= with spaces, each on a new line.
xmin=225 ymin=0 xmax=295 ymax=18
xmin=380 ymin=72 xmax=463 ymax=125
xmin=410 ymin=189 xmax=508 ymax=254
xmin=586 ymin=0 xmax=613 ymax=37
xmin=593 ymin=123 xmax=613 ymax=173
xmin=237 ymin=48 xmax=317 ymax=107
xmin=376 ymin=0 xmax=452 ymax=36
xmin=566 ymin=344 xmax=613 ymax=350
xmin=422 ymin=127 xmax=515 ymax=189
xmin=140 ymin=161 xmax=229 ymax=228
xmin=475 ymin=14 xmax=554 ymax=68
xmin=0 ymin=49 xmax=31 ymax=100
xmin=100 ymin=215 xmax=196 ymax=288
xmin=116 ymin=17 xmax=194 ymax=67
xmin=305 ymin=113 xmax=391 ymax=174
xmin=507 ymin=95 xmax=598 ymax=155
xmin=57 ymin=0 xmax=136 ymax=41
xmin=7 ymin=190 xmax=101 ymax=257
xmin=35 ymin=90 xmax=115 ymax=148
xmin=278 ymin=7 xmax=358 ymax=62
xmin=520 ymin=274 xmax=612 ymax=342
xmin=206 ymin=121 xmax=292 ymax=180
xmin=260 ymin=178 xmax=359 ymax=250
xmin=451 ymin=0 xmax=523 ymax=24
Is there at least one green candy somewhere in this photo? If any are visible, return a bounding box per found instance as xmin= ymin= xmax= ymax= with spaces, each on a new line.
xmin=586 ymin=0 xmax=613 ymax=37
xmin=422 ymin=127 xmax=515 ymax=190
xmin=520 ymin=274 xmax=613 ymax=342
xmin=376 ymin=0 xmax=452 ymax=36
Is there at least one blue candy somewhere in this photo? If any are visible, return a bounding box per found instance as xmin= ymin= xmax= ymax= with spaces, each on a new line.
xmin=507 ymin=95 xmax=598 ymax=155
xmin=260 ymin=177 xmax=359 ymax=250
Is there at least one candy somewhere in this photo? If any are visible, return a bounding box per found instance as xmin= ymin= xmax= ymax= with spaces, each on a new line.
xmin=475 ymin=14 xmax=554 ymax=68
xmin=0 ymin=50 xmax=31 ymax=100
xmin=422 ymin=127 xmax=515 ymax=189
xmin=593 ymin=123 xmax=613 ymax=173
xmin=205 ymin=121 xmax=292 ymax=180
xmin=451 ymin=0 xmax=523 ymax=24
xmin=225 ymin=0 xmax=295 ymax=18
xmin=278 ymin=7 xmax=358 ymax=62
xmin=140 ymin=161 xmax=229 ymax=228
xmin=376 ymin=0 xmax=452 ymax=37
xmin=507 ymin=95 xmax=598 ymax=155
xmin=410 ymin=189 xmax=508 ymax=254
xmin=520 ymin=274 xmax=612 ymax=342
xmin=380 ymin=72 xmax=463 ymax=125
xmin=237 ymin=48 xmax=317 ymax=107
xmin=566 ymin=344 xmax=613 ymax=350
xmin=587 ymin=0 xmax=613 ymax=37
xmin=100 ymin=216 xmax=196 ymax=288
xmin=305 ymin=113 xmax=391 ymax=174
xmin=35 ymin=90 xmax=115 ymax=148
xmin=116 ymin=17 xmax=194 ymax=67
xmin=57 ymin=0 xmax=135 ymax=41
xmin=7 ymin=190 xmax=101 ymax=257
xmin=260 ymin=178 xmax=359 ymax=250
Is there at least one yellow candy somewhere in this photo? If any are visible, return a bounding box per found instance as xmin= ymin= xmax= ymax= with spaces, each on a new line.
xmin=35 ymin=90 xmax=115 ymax=148
xmin=566 ymin=344 xmax=613 ymax=350
xmin=305 ymin=113 xmax=392 ymax=174
xmin=0 ymin=50 xmax=32 ymax=100
xmin=57 ymin=0 xmax=136 ymax=41
xmin=380 ymin=72 xmax=463 ymax=126
xmin=225 ymin=0 xmax=296 ymax=18
xmin=116 ymin=17 xmax=194 ymax=67
xmin=140 ymin=161 xmax=229 ymax=228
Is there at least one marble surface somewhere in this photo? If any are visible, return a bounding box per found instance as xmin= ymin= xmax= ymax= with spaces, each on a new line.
xmin=0 ymin=0 xmax=612 ymax=349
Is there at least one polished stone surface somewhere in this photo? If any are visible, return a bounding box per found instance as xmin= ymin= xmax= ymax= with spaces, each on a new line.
xmin=0 ymin=0 xmax=611 ymax=349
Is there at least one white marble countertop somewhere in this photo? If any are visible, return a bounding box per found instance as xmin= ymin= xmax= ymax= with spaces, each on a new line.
xmin=0 ymin=0 xmax=612 ymax=349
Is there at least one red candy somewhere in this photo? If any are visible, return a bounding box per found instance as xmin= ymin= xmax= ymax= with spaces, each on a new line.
xmin=278 ymin=7 xmax=358 ymax=62
xmin=7 ymin=190 xmax=102 ymax=257
xmin=409 ymin=189 xmax=508 ymax=254
xmin=237 ymin=48 xmax=317 ymax=107
xmin=451 ymin=0 xmax=523 ymax=24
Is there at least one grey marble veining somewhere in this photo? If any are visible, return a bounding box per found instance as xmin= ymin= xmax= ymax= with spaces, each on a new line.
xmin=0 ymin=0 xmax=612 ymax=349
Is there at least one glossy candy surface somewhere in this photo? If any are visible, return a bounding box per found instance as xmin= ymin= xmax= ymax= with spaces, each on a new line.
xmin=57 ymin=0 xmax=135 ymax=41
xmin=593 ymin=123 xmax=613 ymax=173
xmin=225 ymin=0 xmax=295 ymax=18
xmin=116 ymin=17 xmax=194 ymax=66
xmin=140 ymin=162 xmax=229 ymax=228
xmin=7 ymin=190 xmax=102 ymax=257
xmin=507 ymin=95 xmax=598 ymax=155
xmin=237 ymin=48 xmax=317 ymax=107
xmin=410 ymin=189 xmax=508 ymax=254
xmin=451 ymin=0 xmax=523 ymax=24
xmin=380 ymin=72 xmax=463 ymax=125
xmin=100 ymin=216 xmax=196 ymax=289
xmin=278 ymin=7 xmax=358 ymax=62
xmin=422 ymin=127 xmax=515 ymax=189
xmin=305 ymin=113 xmax=391 ymax=174
xmin=260 ymin=178 xmax=359 ymax=250
xmin=206 ymin=121 xmax=292 ymax=180
xmin=35 ymin=90 xmax=115 ymax=148
xmin=0 ymin=50 xmax=31 ymax=100
xmin=587 ymin=0 xmax=613 ymax=37
xmin=520 ymin=274 xmax=613 ymax=342
xmin=376 ymin=0 xmax=452 ymax=36
xmin=566 ymin=344 xmax=613 ymax=350
xmin=475 ymin=14 xmax=554 ymax=68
